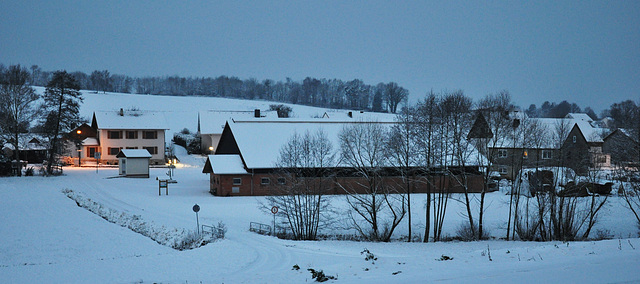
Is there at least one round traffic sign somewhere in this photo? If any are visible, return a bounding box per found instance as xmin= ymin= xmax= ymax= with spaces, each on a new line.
xmin=271 ymin=206 xmax=278 ymax=214
xmin=193 ymin=204 xmax=200 ymax=212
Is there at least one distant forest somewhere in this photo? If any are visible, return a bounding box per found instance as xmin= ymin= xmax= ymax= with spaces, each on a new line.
xmin=11 ymin=64 xmax=637 ymax=121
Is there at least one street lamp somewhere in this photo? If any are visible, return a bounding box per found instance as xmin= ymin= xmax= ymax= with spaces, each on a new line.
xmin=76 ymin=130 xmax=82 ymax=167
xmin=209 ymin=146 xmax=214 ymax=154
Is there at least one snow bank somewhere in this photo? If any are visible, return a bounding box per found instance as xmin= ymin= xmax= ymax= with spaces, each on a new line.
xmin=62 ymin=188 xmax=220 ymax=250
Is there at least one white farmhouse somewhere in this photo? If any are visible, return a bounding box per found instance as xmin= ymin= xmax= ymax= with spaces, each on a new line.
xmin=90 ymin=108 xmax=168 ymax=165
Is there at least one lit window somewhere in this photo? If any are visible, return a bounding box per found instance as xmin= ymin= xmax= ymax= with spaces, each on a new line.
xmin=523 ymin=150 xmax=528 ymax=159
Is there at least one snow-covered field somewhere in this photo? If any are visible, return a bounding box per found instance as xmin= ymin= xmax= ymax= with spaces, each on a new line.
xmin=1 ymin=90 xmax=640 ymax=283
xmin=1 ymin=147 xmax=639 ymax=283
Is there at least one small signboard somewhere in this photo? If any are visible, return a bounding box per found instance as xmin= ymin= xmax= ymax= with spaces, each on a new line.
xmin=95 ymin=152 xmax=101 ymax=160
xmin=193 ymin=204 xmax=200 ymax=213
xmin=271 ymin=206 xmax=278 ymax=214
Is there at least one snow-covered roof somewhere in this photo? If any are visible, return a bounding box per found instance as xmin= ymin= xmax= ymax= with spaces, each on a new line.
xmin=93 ymin=110 xmax=169 ymax=130
xmin=199 ymin=110 xmax=277 ymax=134
xmin=573 ymin=120 xmax=603 ymax=143
xmin=116 ymin=149 xmax=152 ymax=158
xmin=2 ymin=134 xmax=48 ymax=151
xmin=492 ymin=116 xmax=605 ymax=149
xmin=565 ymin=113 xmax=593 ymax=123
xmin=225 ymin=120 xmax=486 ymax=169
xmin=82 ymin=137 xmax=99 ymax=146
xmin=199 ymin=109 xmax=398 ymax=134
xmin=206 ymin=154 xmax=248 ymax=174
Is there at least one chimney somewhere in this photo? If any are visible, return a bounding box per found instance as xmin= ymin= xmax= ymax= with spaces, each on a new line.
xmin=347 ymin=111 xmax=352 ymax=118
xmin=119 ymin=108 xmax=124 ymax=116
xmin=254 ymin=109 xmax=260 ymax=118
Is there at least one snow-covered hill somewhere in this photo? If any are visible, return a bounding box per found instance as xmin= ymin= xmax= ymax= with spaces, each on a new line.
xmin=33 ymin=87 xmax=397 ymax=137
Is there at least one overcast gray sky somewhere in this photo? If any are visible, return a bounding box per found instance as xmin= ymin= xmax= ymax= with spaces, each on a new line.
xmin=1 ymin=1 xmax=638 ymax=112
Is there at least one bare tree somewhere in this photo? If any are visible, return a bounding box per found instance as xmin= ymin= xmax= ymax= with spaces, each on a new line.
xmin=469 ymin=91 xmax=514 ymax=239
xmin=413 ymin=91 xmax=441 ymax=242
xmin=0 ymin=65 xmax=40 ymax=175
xmin=384 ymin=82 xmax=408 ymax=114
xmin=388 ymin=107 xmax=417 ymax=241
xmin=440 ymin=91 xmax=478 ymax=239
xmin=267 ymin=129 xmax=336 ymax=240
xmin=338 ymin=122 xmax=406 ymax=241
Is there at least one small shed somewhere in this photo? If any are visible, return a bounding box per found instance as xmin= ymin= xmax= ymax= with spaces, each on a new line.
xmin=116 ymin=149 xmax=152 ymax=178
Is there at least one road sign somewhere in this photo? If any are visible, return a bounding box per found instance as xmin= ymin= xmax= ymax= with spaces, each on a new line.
xmin=193 ymin=204 xmax=201 ymax=234
xmin=271 ymin=206 xmax=278 ymax=214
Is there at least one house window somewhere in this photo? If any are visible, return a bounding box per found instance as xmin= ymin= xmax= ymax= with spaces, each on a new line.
xmin=108 ymin=147 xmax=122 ymax=155
xmin=126 ymin=147 xmax=138 ymax=149
xmin=277 ymin=177 xmax=286 ymax=185
xmin=261 ymin=177 xmax=270 ymax=185
xmin=143 ymin=131 xmax=157 ymax=139
xmin=87 ymin=147 xmax=97 ymax=158
xmin=498 ymin=166 xmax=508 ymax=174
xmin=143 ymin=146 xmax=158 ymax=155
xmin=572 ymin=135 xmax=576 ymax=143
xmin=542 ymin=150 xmax=552 ymax=160
xmin=523 ymin=150 xmax=528 ymax=159
xmin=126 ymin=131 xmax=138 ymax=139
xmin=232 ymin=187 xmax=240 ymax=193
xmin=108 ymin=131 xmax=122 ymax=139
xmin=498 ymin=149 xmax=508 ymax=158
xmin=233 ymin=178 xmax=242 ymax=185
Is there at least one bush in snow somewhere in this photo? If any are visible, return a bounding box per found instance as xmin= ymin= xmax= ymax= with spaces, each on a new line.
xmin=62 ymin=188 xmax=224 ymax=250
xmin=455 ymin=222 xmax=491 ymax=241
xmin=172 ymin=130 xmax=201 ymax=154
xmin=307 ymin=268 xmax=336 ymax=282
xmin=173 ymin=230 xmax=210 ymax=251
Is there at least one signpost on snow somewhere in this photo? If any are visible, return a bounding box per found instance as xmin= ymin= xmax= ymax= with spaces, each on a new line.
xmin=271 ymin=206 xmax=278 ymax=236
xmin=193 ymin=204 xmax=200 ymax=234
xmin=95 ymin=152 xmax=101 ymax=173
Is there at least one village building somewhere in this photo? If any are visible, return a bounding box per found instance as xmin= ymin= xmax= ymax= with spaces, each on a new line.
xmin=2 ymin=134 xmax=49 ymax=163
xmin=471 ymin=111 xmax=610 ymax=178
xmin=62 ymin=108 xmax=168 ymax=166
xmin=203 ymin=117 xmax=487 ymax=196
xmin=603 ymin=128 xmax=640 ymax=167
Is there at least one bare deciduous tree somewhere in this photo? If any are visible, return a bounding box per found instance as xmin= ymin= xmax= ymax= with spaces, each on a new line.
xmin=338 ymin=122 xmax=406 ymax=241
xmin=267 ymin=129 xmax=336 ymax=240
xmin=388 ymin=107 xmax=418 ymax=241
xmin=0 ymin=64 xmax=40 ymax=175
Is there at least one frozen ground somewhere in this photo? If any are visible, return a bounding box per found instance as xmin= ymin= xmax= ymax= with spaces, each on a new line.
xmin=2 ymin=89 xmax=638 ymax=283
xmin=1 ymin=148 xmax=640 ymax=283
